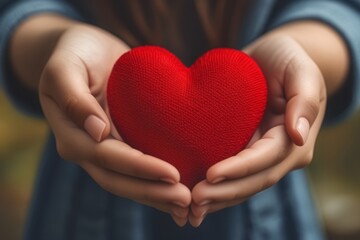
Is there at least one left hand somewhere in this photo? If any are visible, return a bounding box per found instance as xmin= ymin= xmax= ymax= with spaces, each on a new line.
xmin=189 ymin=34 xmax=327 ymax=227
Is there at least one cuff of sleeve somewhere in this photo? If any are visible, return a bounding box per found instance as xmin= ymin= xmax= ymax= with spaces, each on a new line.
xmin=268 ymin=1 xmax=360 ymax=125
xmin=0 ymin=1 xmax=83 ymax=117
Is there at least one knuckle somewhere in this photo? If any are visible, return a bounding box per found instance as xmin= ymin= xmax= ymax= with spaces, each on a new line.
xmin=63 ymin=94 xmax=80 ymax=117
xmin=41 ymin=61 xmax=57 ymax=79
xmin=275 ymin=142 xmax=291 ymax=161
xmin=263 ymin=172 xmax=280 ymax=190
xmin=276 ymin=147 xmax=287 ymax=160
xmin=305 ymin=97 xmax=320 ymax=120
xmin=297 ymin=150 xmax=314 ymax=169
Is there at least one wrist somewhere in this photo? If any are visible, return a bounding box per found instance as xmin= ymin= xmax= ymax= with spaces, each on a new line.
xmin=269 ymin=20 xmax=349 ymax=96
xmin=10 ymin=14 xmax=78 ymax=91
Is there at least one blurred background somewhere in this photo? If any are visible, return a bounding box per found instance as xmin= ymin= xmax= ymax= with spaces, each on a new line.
xmin=0 ymin=88 xmax=360 ymax=240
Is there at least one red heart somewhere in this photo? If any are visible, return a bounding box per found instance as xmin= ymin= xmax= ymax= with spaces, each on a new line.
xmin=107 ymin=46 xmax=267 ymax=189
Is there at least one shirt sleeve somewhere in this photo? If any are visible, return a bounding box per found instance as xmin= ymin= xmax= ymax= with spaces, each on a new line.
xmin=0 ymin=0 xmax=83 ymax=117
xmin=268 ymin=0 xmax=360 ymax=125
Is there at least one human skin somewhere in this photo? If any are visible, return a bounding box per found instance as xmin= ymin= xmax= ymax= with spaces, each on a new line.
xmin=189 ymin=22 xmax=348 ymax=226
xmin=10 ymin=14 xmax=348 ymax=227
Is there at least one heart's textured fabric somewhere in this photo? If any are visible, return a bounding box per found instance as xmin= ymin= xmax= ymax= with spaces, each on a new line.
xmin=107 ymin=46 xmax=267 ymax=189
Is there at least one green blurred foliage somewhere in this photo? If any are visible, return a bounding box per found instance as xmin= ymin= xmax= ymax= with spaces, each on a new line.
xmin=311 ymin=111 xmax=360 ymax=240
xmin=0 ymin=91 xmax=47 ymax=240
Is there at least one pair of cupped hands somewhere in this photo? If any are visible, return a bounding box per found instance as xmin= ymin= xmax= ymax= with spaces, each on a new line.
xmin=39 ymin=24 xmax=326 ymax=227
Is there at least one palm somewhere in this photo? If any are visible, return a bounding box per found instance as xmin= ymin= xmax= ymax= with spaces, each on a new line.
xmin=245 ymin=35 xmax=325 ymax=145
xmin=189 ymin=35 xmax=326 ymax=227
xmin=39 ymin=25 xmax=191 ymax=227
xmin=55 ymin=25 xmax=129 ymax=106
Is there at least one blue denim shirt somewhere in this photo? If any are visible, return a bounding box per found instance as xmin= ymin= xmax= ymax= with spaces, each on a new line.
xmin=1 ymin=1 xmax=360 ymax=239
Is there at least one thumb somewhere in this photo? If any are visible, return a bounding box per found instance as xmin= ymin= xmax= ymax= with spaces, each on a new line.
xmin=285 ymin=96 xmax=318 ymax=146
xmin=284 ymin=56 xmax=324 ymax=146
xmin=65 ymin=93 xmax=111 ymax=142
xmin=40 ymin=58 xmax=111 ymax=142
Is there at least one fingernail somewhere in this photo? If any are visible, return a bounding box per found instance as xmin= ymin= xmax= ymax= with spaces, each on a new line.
xmin=172 ymin=216 xmax=187 ymax=227
xmin=199 ymin=200 xmax=211 ymax=206
xmin=211 ymin=177 xmax=226 ymax=184
xmin=173 ymin=201 xmax=187 ymax=208
xmin=160 ymin=178 xmax=177 ymax=184
xmin=172 ymin=209 xmax=182 ymax=218
xmin=171 ymin=209 xmax=186 ymax=218
xmin=296 ymin=117 xmax=310 ymax=144
xmin=84 ymin=115 xmax=106 ymax=142
xmin=193 ymin=216 xmax=205 ymax=228
xmin=200 ymin=209 xmax=207 ymax=217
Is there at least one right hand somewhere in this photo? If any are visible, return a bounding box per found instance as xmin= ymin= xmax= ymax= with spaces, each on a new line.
xmin=38 ymin=23 xmax=191 ymax=226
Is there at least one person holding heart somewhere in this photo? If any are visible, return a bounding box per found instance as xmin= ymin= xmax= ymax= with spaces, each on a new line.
xmin=1 ymin=0 xmax=359 ymax=239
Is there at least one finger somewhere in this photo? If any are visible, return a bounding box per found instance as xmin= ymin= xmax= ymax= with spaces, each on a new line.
xmin=84 ymin=163 xmax=192 ymax=208
xmin=142 ymin=200 xmax=189 ymax=221
xmin=142 ymin=201 xmax=189 ymax=227
xmin=206 ymin=126 xmax=292 ymax=183
xmin=170 ymin=205 xmax=190 ymax=218
xmin=93 ymin=139 xmax=181 ymax=183
xmin=192 ymin=158 xmax=293 ymax=206
xmin=188 ymin=214 xmax=205 ymax=228
xmin=171 ymin=215 xmax=188 ymax=227
xmin=190 ymin=202 xmax=209 ymax=218
xmin=41 ymin=95 xmax=181 ymax=183
xmin=283 ymin=54 xmax=325 ymax=146
xmin=40 ymin=94 xmax=97 ymax=162
xmin=42 ymin=88 xmax=192 ymax=215
xmin=40 ymin=53 xmax=110 ymax=142
xmin=197 ymin=198 xmax=246 ymax=215
xmin=167 ymin=204 xmax=190 ymax=227
xmin=189 ymin=198 xmax=247 ymax=227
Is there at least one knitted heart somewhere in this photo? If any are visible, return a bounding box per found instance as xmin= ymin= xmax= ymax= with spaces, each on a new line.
xmin=107 ymin=46 xmax=267 ymax=189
